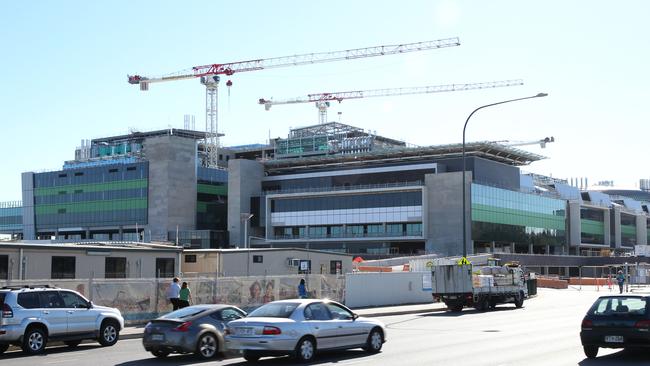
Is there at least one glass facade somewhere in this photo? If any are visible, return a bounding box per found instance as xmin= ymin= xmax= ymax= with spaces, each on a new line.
xmin=0 ymin=201 xmax=22 ymax=233
xmin=196 ymin=167 xmax=228 ymax=231
xmin=620 ymin=213 xmax=637 ymax=246
xmin=471 ymin=184 xmax=567 ymax=250
xmin=33 ymin=163 xmax=148 ymax=231
xmin=580 ymin=208 xmax=605 ymax=245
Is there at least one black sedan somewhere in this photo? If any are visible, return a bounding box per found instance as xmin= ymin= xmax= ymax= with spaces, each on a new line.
xmin=143 ymin=304 xmax=246 ymax=359
xmin=580 ymin=295 xmax=650 ymax=359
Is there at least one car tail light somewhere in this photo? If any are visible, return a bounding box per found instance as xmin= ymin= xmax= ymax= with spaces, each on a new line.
xmin=172 ymin=321 xmax=192 ymax=332
xmin=581 ymin=319 xmax=593 ymax=329
xmin=262 ymin=326 xmax=282 ymax=335
xmin=634 ymin=320 xmax=650 ymax=328
xmin=1 ymin=303 xmax=12 ymax=318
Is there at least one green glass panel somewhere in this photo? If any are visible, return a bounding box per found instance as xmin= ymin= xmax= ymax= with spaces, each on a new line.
xmin=197 ymin=184 xmax=227 ymax=196
xmin=35 ymin=179 xmax=148 ymax=196
xmin=35 ymin=198 xmax=147 ymax=215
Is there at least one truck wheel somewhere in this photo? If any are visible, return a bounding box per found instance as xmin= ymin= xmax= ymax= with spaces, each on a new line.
xmin=449 ymin=304 xmax=463 ymax=312
xmin=475 ymin=297 xmax=489 ymax=311
xmin=514 ymin=291 xmax=525 ymax=308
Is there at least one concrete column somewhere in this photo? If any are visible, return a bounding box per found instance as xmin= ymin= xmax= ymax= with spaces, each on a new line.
xmin=21 ymin=172 xmax=36 ymax=240
xmin=510 ymin=242 xmax=515 ymax=253
xmin=603 ymin=208 xmax=612 ymax=247
xmin=118 ymin=227 xmax=124 ymax=241
xmin=565 ymin=267 xmax=570 ymax=277
xmin=612 ymin=208 xmax=621 ymax=248
xmin=636 ymin=215 xmax=647 ymax=246
xmin=491 ymin=241 xmax=496 ymax=253
xmin=546 ymin=244 xmax=550 ymax=255
xmin=529 ymin=242 xmax=534 ymax=254
xmin=228 ymin=160 xmax=264 ymax=246
xmin=568 ymin=201 xmax=581 ymax=247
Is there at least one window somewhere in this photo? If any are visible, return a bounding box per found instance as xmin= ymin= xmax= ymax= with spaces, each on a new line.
xmin=248 ymin=302 xmax=299 ymax=318
xmin=74 ymin=189 xmax=83 ymax=194
xmin=105 ymin=257 xmax=127 ymax=279
xmin=58 ymin=191 xmax=66 ymax=195
xmin=218 ymin=307 xmax=246 ymax=321
xmin=109 ymin=168 xmax=119 ymax=173
xmin=17 ymin=293 xmax=41 ymax=309
xmin=60 ymin=291 xmax=89 ymax=308
xmin=304 ymin=303 xmax=331 ymax=320
xmin=0 ymin=255 xmax=7 ymax=280
xmin=58 ymin=173 xmax=67 ymax=178
xmin=593 ymin=297 xmax=647 ymax=316
xmin=325 ymin=302 xmax=354 ymax=320
xmin=51 ymin=256 xmax=76 ymax=279
xmin=127 ymin=166 xmax=136 ymax=171
xmin=38 ymin=291 xmax=65 ymax=308
xmin=156 ymin=258 xmax=175 ymax=278
xmin=74 ymin=172 xmax=84 ymax=176
xmin=253 ymin=255 xmax=263 ymax=263
xmin=330 ymin=260 xmax=342 ymax=275
xmin=184 ymin=255 xmax=197 ymax=263
xmin=57 ymin=208 xmax=66 ymax=214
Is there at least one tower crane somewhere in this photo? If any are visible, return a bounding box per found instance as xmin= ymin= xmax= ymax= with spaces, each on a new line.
xmin=128 ymin=37 xmax=461 ymax=168
xmin=259 ymin=79 xmax=524 ymax=124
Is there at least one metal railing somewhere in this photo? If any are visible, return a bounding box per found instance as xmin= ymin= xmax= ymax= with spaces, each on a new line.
xmin=263 ymin=181 xmax=424 ymax=196
xmin=271 ymin=231 xmax=423 ymax=240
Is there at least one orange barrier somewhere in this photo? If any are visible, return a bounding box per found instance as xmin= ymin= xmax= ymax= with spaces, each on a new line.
xmin=537 ymin=277 xmax=568 ymax=289
xmin=568 ymin=277 xmax=609 ymax=286
xmin=357 ymin=266 xmax=392 ymax=272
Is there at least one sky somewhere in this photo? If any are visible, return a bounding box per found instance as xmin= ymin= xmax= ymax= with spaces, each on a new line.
xmin=1 ymin=0 xmax=649 ymax=201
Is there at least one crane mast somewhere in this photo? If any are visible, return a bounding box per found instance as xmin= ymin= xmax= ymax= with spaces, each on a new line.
xmin=128 ymin=37 xmax=461 ymax=168
xmin=259 ymin=79 xmax=525 ymax=124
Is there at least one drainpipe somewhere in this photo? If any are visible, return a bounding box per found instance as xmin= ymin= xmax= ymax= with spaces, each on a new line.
xmin=19 ymin=248 xmax=24 ymax=280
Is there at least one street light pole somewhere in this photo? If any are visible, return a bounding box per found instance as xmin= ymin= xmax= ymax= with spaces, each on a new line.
xmin=461 ymin=93 xmax=548 ymax=258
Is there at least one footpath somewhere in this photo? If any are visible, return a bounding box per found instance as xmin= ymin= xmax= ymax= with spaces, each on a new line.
xmin=120 ymin=302 xmax=448 ymax=340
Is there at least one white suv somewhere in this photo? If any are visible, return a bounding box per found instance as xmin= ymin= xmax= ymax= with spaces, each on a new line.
xmin=0 ymin=286 xmax=124 ymax=355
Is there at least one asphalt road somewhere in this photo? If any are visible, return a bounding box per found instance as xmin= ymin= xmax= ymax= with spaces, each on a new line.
xmin=2 ymin=287 xmax=650 ymax=366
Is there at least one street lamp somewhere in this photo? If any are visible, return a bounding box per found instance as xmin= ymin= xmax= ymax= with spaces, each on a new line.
xmin=241 ymin=213 xmax=254 ymax=248
xmin=461 ymin=93 xmax=548 ymax=258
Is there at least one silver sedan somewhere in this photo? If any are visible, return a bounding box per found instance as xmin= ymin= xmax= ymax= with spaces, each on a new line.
xmin=225 ymin=299 xmax=386 ymax=363
xmin=143 ymin=304 xmax=246 ymax=359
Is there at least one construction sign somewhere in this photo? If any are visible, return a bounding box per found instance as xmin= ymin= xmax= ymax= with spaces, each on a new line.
xmin=457 ymin=257 xmax=471 ymax=266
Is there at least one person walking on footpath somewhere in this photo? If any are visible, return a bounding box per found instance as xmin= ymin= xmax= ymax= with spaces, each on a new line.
xmin=616 ymin=270 xmax=626 ymax=294
xmin=298 ymin=279 xmax=307 ymax=299
xmin=167 ymin=277 xmax=181 ymax=310
xmin=179 ymin=282 xmax=192 ymax=308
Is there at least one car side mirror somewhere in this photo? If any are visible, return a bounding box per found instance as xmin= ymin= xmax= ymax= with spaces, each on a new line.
xmin=87 ymin=301 xmax=93 ymax=309
xmin=352 ymin=313 xmax=359 ymax=321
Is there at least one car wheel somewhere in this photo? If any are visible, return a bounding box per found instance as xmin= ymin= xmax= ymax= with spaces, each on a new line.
xmin=98 ymin=320 xmax=119 ymax=346
xmin=64 ymin=340 xmax=82 ymax=348
xmin=584 ymin=345 xmax=598 ymax=359
xmin=294 ymin=336 xmax=316 ymax=363
xmin=22 ymin=326 xmax=47 ymax=355
xmin=151 ymin=349 xmax=170 ymax=358
xmin=364 ymin=328 xmax=383 ymax=353
xmin=514 ymin=291 xmax=525 ymax=308
xmin=195 ymin=333 xmax=218 ymax=359
xmin=0 ymin=343 xmax=9 ymax=354
xmin=243 ymin=351 xmax=261 ymax=362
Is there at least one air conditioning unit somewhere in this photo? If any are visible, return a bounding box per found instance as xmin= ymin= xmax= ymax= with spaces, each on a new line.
xmin=287 ymin=258 xmax=301 ymax=267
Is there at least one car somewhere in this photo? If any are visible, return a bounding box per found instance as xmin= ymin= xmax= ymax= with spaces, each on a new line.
xmin=142 ymin=304 xmax=246 ymax=359
xmin=0 ymin=285 xmax=124 ymax=355
xmin=580 ymin=294 xmax=650 ymax=359
xmin=225 ymin=299 xmax=387 ymax=363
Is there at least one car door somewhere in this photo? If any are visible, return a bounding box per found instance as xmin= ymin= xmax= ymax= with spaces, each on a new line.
xmin=325 ymin=302 xmax=369 ymax=347
xmin=36 ymin=291 xmax=68 ymax=336
xmin=303 ymin=302 xmax=337 ymax=349
xmin=59 ymin=290 xmax=96 ymax=334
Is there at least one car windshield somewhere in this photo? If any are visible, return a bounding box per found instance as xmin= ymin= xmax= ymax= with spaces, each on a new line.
xmin=161 ymin=307 xmax=209 ymax=320
xmin=248 ymin=302 xmax=299 ymax=318
xmin=592 ymin=297 xmax=647 ymax=316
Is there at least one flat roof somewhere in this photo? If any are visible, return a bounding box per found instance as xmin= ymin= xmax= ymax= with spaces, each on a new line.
xmin=0 ymin=240 xmax=183 ymax=252
xmin=92 ymin=128 xmax=208 ymax=144
xmin=264 ymin=141 xmax=546 ymax=174
xmin=184 ymin=247 xmax=352 ymax=258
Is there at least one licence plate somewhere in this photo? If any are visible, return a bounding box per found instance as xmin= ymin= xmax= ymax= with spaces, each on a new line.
xmin=151 ymin=334 xmax=164 ymax=341
xmin=237 ymin=327 xmax=254 ymax=336
xmin=604 ymin=335 xmax=624 ymax=343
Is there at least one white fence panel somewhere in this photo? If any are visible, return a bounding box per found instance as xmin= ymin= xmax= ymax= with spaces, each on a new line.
xmin=345 ymin=272 xmax=432 ymax=308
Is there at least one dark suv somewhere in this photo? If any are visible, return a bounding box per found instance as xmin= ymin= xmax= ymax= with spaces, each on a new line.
xmin=0 ymin=286 xmax=124 ymax=355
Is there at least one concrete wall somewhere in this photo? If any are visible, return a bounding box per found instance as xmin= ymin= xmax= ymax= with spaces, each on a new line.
xmin=227 ymin=159 xmax=264 ymax=246
xmin=145 ymin=135 xmax=197 ymax=241
xmin=182 ymin=249 xmax=352 ymax=277
xmin=425 ymin=171 xmax=471 ymax=256
xmin=0 ymin=246 xmax=179 ymax=280
xmin=21 ymin=172 xmax=35 ymax=240
xmin=637 ymin=215 xmax=648 ymax=245
xmin=568 ymin=201 xmax=581 ymax=246
xmin=345 ymin=272 xmax=432 ymax=308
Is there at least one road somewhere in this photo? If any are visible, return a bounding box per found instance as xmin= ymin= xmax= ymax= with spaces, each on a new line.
xmin=2 ymin=287 xmax=650 ymax=365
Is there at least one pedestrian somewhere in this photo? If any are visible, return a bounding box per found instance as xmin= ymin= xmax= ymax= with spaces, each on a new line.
xmin=298 ymin=278 xmax=307 ymax=299
xmin=179 ymin=282 xmax=192 ymax=308
xmin=167 ymin=277 xmax=181 ymax=311
xmin=616 ymin=270 xmax=626 ymax=294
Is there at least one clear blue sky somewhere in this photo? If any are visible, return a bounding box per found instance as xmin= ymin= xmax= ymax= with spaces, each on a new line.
xmin=1 ymin=0 xmax=648 ymax=201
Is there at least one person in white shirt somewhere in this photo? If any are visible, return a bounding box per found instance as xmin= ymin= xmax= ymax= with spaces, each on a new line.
xmin=166 ymin=277 xmax=181 ymax=310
